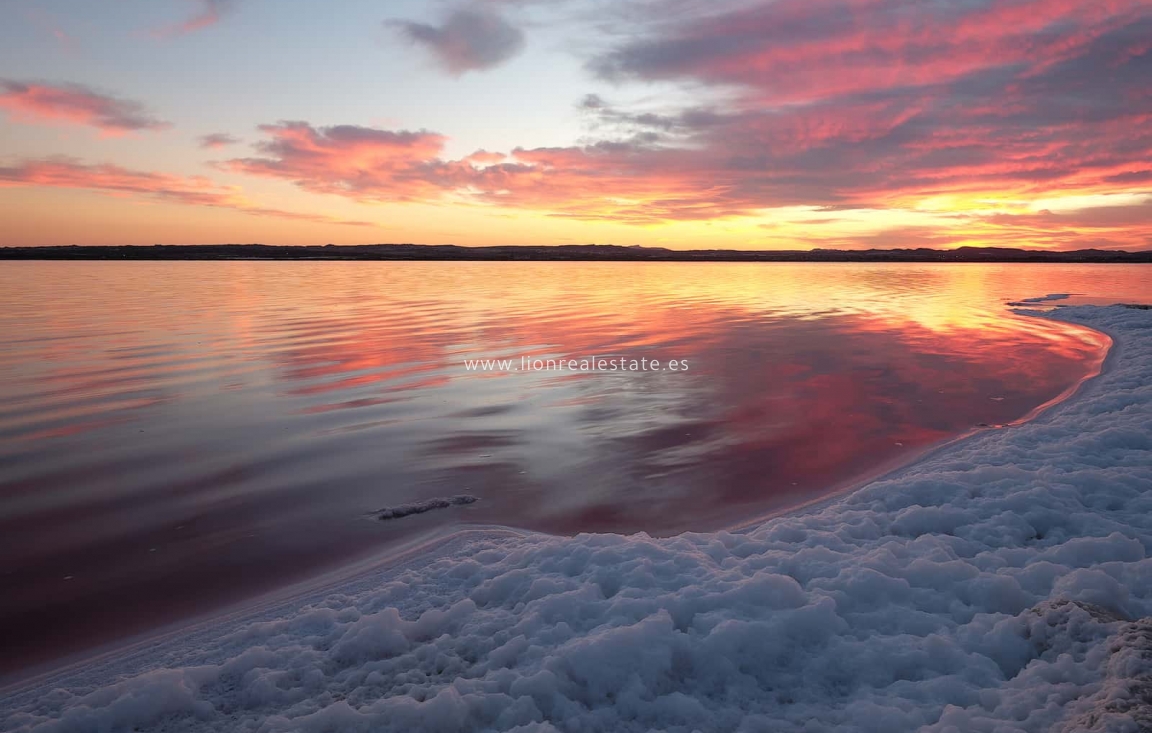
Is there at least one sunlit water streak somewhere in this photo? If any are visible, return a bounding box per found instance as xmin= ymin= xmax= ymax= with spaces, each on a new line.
xmin=0 ymin=261 xmax=1148 ymax=678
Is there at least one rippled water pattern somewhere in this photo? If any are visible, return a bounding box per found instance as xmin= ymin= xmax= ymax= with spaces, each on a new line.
xmin=0 ymin=261 xmax=1147 ymax=674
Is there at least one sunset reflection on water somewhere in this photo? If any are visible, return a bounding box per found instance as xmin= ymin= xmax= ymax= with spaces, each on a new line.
xmin=0 ymin=261 xmax=1145 ymax=676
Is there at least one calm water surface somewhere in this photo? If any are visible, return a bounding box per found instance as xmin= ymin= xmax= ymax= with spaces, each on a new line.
xmin=0 ymin=262 xmax=1147 ymax=677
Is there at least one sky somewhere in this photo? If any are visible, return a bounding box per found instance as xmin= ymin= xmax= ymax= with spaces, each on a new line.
xmin=0 ymin=0 xmax=1150 ymax=250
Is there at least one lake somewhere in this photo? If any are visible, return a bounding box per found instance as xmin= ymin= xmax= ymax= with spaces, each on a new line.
xmin=0 ymin=261 xmax=1148 ymax=677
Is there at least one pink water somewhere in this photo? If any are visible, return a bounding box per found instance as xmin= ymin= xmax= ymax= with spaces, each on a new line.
xmin=0 ymin=261 xmax=1147 ymax=678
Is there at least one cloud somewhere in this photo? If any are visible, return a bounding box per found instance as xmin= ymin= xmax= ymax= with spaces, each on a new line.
xmin=216 ymin=109 xmax=1152 ymax=250
xmin=213 ymin=1 xmax=1152 ymax=248
xmin=221 ymin=121 xmax=451 ymax=200
xmin=390 ymin=6 xmax=526 ymax=74
xmin=0 ymin=157 xmax=372 ymax=226
xmin=219 ymin=121 xmax=743 ymax=222
xmin=153 ymin=0 xmax=239 ymax=38
xmin=4 ymin=0 xmax=1143 ymax=251
xmin=462 ymin=149 xmax=506 ymax=165
xmin=0 ymin=80 xmax=170 ymax=135
xmin=575 ymin=1 xmax=1152 ymax=210
xmin=199 ymin=132 xmax=241 ymax=149
xmin=23 ymin=7 xmax=79 ymax=53
xmin=971 ymin=200 xmax=1152 ymax=251
xmin=588 ymin=0 xmax=1150 ymax=104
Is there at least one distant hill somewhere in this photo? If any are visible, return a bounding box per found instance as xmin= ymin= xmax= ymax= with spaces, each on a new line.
xmin=2 ymin=243 xmax=1150 ymax=263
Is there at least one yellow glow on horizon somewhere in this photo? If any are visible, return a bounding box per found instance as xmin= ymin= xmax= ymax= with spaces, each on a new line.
xmin=3 ymin=178 xmax=1150 ymax=251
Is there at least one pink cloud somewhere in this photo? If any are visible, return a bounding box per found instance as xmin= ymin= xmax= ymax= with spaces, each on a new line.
xmin=463 ymin=150 xmax=506 ymax=165
xmin=220 ymin=122 xmax=840 ymax=223
xmin=0 ymin=80 xmax=170 ymax=135
xmin=590 ymin=0 xmax=1149 ymax=105
xmin=0 ymin=157 xmax=372 ymax=227
xmin=221 ymin=122 xmax=451 ymax=201
xmin=152 ymin=0 xmax=238 ymax=38
xmin=199 ymin=1 xmax=1152 ymax=249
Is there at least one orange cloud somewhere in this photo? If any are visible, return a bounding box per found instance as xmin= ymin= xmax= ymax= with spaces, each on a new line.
xmin=0 ymin=158 xmax=372 ymax=227
xmin=0 ymin=80 xmax=170 ymax=135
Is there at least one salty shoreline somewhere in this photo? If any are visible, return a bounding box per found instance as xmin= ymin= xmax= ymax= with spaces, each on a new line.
xmin=8 ymin=261 xmax=1116 ymax=681
xmin=0 ymin=305 xmax=1111 ymax=693
xmin=725 ymin=300 xmax=1116 ymax=535
xmin=4 ymin=303 xmax=1150 ymax=732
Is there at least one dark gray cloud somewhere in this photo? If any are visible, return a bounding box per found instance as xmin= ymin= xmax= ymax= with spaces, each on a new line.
xmin=578 ymin=93 xmax=729 ymax=142
xmin=199 ymin=132 xmax=241 ymax=149
xmin=390 ymin=7 xmax=526 ymax=75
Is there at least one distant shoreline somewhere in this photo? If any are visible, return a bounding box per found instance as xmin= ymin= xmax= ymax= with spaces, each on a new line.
xmin=3 ymin=243 xmax=1151 ymax=263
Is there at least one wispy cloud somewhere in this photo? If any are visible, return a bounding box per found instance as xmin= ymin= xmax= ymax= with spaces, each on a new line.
xmin=0 ymin=80 xmax=170 ymax=135
xmin=0 ymin=157 xmax=372 ymax=227
xmin=23 ymin=7 xmax=79 ymax=54
xmin=152 ymin=0 xmax=239 ymax=38
xmin=199 ymin=132 xmax=241 ymax=149
xmin=389 ymin=6 xmax=526 ymax=74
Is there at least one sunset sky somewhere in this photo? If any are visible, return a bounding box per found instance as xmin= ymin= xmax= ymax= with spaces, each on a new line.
xmin=1 ymin=0 xmax=1150 ymax=250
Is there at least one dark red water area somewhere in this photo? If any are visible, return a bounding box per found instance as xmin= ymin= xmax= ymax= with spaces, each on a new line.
xmin=0 ymin=261 xmax=1145 ymax=681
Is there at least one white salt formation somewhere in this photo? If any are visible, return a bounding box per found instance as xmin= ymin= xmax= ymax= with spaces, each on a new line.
xmin=3 ymin=305 xmax=1150 ymax=733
